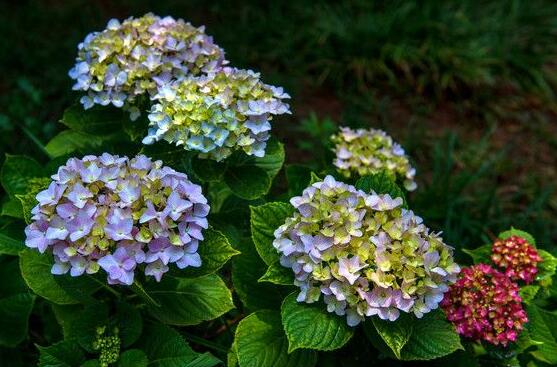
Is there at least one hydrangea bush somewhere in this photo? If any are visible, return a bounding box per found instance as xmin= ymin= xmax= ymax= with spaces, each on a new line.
xmin=1 ymin=12 xmax=556 ymax=367
xmin=331 ymin=127 xmax=417 ymax=191
xmin=24 ymin=153 xmax=208 ymax=284
xmin=273 ymin=175 xmax=459 ymax=325
xmin=69 ymin=13 xmax=226 ymax=118
xmin=143 ymin=67 xmax=291 ymax=160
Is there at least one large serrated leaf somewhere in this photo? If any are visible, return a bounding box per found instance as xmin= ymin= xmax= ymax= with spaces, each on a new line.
xmin=281 ymin=293 xmax=354 ymax=352
xmin=61 ymin=105 xmax=127 ymax=135
xmin=235 ymin=310 xmax=317 ymax=367
xmin=1 ymin=155 xmax=44 ymax=197
xmin=181 ymin=229 xmax=239 ymax=277
xmin=225 ymin=165 xmax=271 ymax=200
xmin=527 ymin=304 xmax=557 ymax=364
xmin=19 ymin=251 xmax=100 ymax=305
xmin=0 ymin=293 xmax=35 ymax=347
xmin=462 ymin=244 xmax=491 ymax=264
xmin=232 ymin=237 xmax=290 ymax=311
xmin=365 ymin=310 xmax=462 ymax=361
xmin=37 ymin=340 xmax=86 ymax=367
xmin=136 ymin=322 xmax=221 ymax=367
xmin=259 ymin=262 xmax=294 ymax=286
xmin=147 ymin=274 xmax=234 ymax=326
xmin=250 ymin=202 xmax=294 ymax=266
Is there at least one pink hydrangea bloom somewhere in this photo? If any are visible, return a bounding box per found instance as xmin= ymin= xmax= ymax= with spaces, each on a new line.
xmin=441 ymin=264 xmax=528 ymax=346
xmin=491 ymin=235 xmax=542 ymax=284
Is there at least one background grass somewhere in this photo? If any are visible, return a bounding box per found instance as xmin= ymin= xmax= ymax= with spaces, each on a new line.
xmin=0 ymin=0 xmax=555 ymax=248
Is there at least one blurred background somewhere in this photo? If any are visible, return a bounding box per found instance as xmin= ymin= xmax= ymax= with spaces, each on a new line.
xmin=1 ymin=0 xmax=556 ymax=249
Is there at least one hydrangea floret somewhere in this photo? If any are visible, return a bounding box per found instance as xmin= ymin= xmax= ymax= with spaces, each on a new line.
xmin=491 ymin=235 xmax=542 ymax=284
xmin=143 ymin=67 xmax=291 ymax=161
xmin=24 ymin=153 xmax=209 ymax=285
xmin=331 ymin=127 xmax=417 ymax=191
xmin=441 ymin=264 xmax=528 ymax=346
xmin=273 ymin=175 xmax=459 ymax=326
xmin=69 ymin=13 xmax=226 ymax=119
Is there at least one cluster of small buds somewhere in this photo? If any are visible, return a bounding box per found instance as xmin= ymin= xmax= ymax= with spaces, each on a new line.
xmin=273 ymin=175 xmax=459 ymax=326
xmin=491 ymin=235 xmax=542 ymax=284
xmin=441 ymin=264 xmax=528 ymax=346
xmin=69 ymin=13 xmax=226 ymax=119
xmin=24 ymin=153 xmax=209 ymax=285
xmin=331 ymin=127 xmax=417 ymax=191
xmin=143 ymin=67 xmax=291 ymax=161
xmin=93 ymin=326 xmax=121 ymax=367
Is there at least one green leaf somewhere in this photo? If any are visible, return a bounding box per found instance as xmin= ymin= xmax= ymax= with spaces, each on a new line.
xmin=527 ymin=304 xmax=557 ymax=364
xmin=285 ymin=165 xmax=312 ymax=196
xmin=371 ymin=313 xmax=414 ymax=359
xmin=537 ymin=249 xmax=557 ymax=283
xmin=259 ymin=262 xmax=294 ymax=286
xmin=16 ymin=176 xmax=51 ymax=223
xmin=37 ymin=340 xmax=86 ymax=367
xmin=365 ymin=310 xmax=463 ymax=360
xmin=232 ymin=238 xmax=290 ymax=311
xmin=1 ymin=155 xmax=44 ymax=197
xmin=147 ymin=274 xmax=234 ymax=326
xmin=253 ymin=139 xmax=285 ymax=180
xmin=139 ymin=143 xmax=190 ymax=172
xmin=227 ymin=340 xmax=238 ymax=367
xmin=462 ymin=244 xmax=491 ymax=264
xmin=355 ymin=172 xmax=407 ymax=206
xmin=45 ymin=130 xmax=119 ymax=158
xmin=225 ymin=165 xmax=271 ymax=200
xmin=497 ymin=227 xmax=536 ymax=246
xmin=520 ymin=285 xmax=540 ymax=304
xmin=1 ymin=198 xmax=24 ymax=219
xmin=309 ymin=172 xmax=322 ymax=185
xmin=61 ymin=105 xmax=127 ymax=135
xmin=281 ymin=293 xmax=353 ymax=352
xmin=117 ymin=349 xmax=148 ymax=367
xmin=182 ymin=229 xmax=240 ymax=277
xmin=0 ymin=293 xmax=35 ymax=347
xmin=250 ymin=202 xmax=294 ymax=266
xmin=190 ymin=157 xmax=226 ymax=182
xmin=137 ymin=322 xmax=220 ymax=367
xmin=51 ymin=302 xmax=109 ymax=353
xmin=19 ymin=251 xmax=100 ymax=305
xmin=0 ymin=229 xmax=24 ymax=256
xmin=116 ymin=301 xmax=143 ymax=348
xmin=235 ymin=310 xmax=317 ymax=367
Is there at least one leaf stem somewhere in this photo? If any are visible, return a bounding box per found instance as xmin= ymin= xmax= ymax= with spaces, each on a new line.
xmin=20 ymin=125 xmax=52 ymax=159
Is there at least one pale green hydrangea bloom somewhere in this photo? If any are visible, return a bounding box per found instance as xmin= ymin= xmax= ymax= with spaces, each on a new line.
xmin=144 ymin=67 xmax=290 ymax=161
xmin=273 ymin=175 xmax=459 ymax=326
xmin=331 ymin=127 xmax=417 ymax=191
xmin=69 ymin=13 xmax=226 ymax=119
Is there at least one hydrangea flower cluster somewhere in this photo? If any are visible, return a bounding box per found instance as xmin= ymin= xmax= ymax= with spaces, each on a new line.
xmin=143 ymin=67 xmax=291 ymax=161
xmin=273 ymin=175 xmax=459 ymax=326
xmin=491 ymin=235 xmax=542 ymax=284
xmin=441 ymin=264 xmax=528 ymax=346
xmin=69 ymin=13 xmax=226 ymax=118
xmin=24 ymin=153 xmax=209 ymax=285
xmin=331 ymin=127 xmax=417 ymax=191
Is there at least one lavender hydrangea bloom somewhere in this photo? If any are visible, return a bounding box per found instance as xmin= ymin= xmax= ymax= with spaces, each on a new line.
xmin=273 ymin=175 xmax=460 ymax=326
xmin=331 ymin=127 xmax=418 ymax=191
xmin=144 ymin=67 xmax=291 ymax=161
xmin=69 ymin=13 xmax=227 ymax=119
xmin=24 ymin=153 xmax=209 ymax=285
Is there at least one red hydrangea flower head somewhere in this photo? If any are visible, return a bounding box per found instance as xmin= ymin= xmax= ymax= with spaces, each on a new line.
xmin=440 ymin=264 xmax=527 ymax=346
xmin=491 ymin=235 xmax=542 ymax=284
